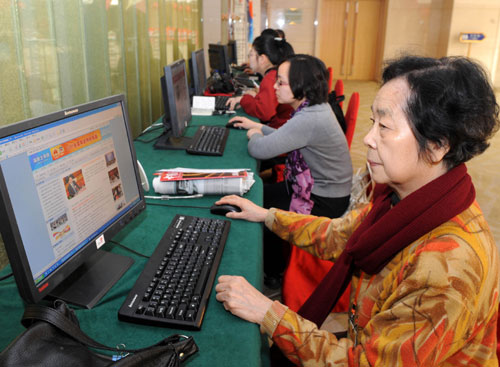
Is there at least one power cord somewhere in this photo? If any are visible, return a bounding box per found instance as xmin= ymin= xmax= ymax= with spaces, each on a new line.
xmin=135 ymin=123 xmax=164 ymax=143
xmin=108 ymin=239 xmax=150 ymax=259
xmin=0 ymin=272 xmax=13 ymax=281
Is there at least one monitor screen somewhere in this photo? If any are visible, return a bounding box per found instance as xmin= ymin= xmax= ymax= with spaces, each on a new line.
xmin=227 ymin=40 xmax=237 ymax=65
xmin=189 ymin=49 xmax=207 ymax=97
xmin=0 ymin=94 xmax=146 ymax=308
xmin=208 ymin=43 xmax=230 ymax=75
xmin=154 ymin=59 xmax=193 ymax=150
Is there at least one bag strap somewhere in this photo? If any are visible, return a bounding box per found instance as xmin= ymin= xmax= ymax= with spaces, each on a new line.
xmin=23 ymin=303 xmax=127 ymax=351
xmin=22 ymin=303 xmax=188 ymax=354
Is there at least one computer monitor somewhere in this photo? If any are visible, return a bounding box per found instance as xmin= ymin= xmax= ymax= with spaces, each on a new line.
xmin=189 ymin=49 xmax=207 ymax=97
xmin=0 ymin=94 xmax=146 ymax=309
xmin=208 ymin=43 xmax=231 ymax=75
xmin=227 ymin=40 xmax=237 ymax=65
xmin=154 ymin=59 xmax=193 ymax=150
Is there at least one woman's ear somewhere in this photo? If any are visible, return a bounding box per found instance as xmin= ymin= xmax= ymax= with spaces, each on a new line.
xmin=428 ymin=140 xmax=450 ymax=164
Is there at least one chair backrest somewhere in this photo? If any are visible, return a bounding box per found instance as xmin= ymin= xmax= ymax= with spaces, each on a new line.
xmin=334 ymin=79 xmax=344 ymax=110
xmin=327 ymin=67 xmax=333 ymax=92
xmin=344 ymin=92 xmax=360 ymax=149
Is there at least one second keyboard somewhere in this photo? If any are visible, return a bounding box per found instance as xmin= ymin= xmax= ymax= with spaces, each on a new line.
xmin=186 ymin=125 xmax=229 ymax=156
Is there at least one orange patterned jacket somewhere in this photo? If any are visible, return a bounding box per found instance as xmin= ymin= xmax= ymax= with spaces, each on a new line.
xmin=261 ymin=201 xmax=499 ymax=366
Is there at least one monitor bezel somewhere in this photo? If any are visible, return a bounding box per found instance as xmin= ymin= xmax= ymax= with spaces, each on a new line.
xmin=208 ymin=43 xmax=231 ymax=75
xmin=0 ymin=94 xmax=146 ymax=306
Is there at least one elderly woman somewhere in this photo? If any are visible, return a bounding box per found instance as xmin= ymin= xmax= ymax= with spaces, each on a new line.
xmin=215 ymin=55 xmax=500 ymax=366
xmin=228 ymin=54 xmax=352 ymax=288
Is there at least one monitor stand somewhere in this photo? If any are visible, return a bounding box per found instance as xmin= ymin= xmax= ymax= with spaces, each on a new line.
xmin=154 ymin=132 xmax=192 ymax=150
xmin=49 ymin=250 xmax=133 ymax=309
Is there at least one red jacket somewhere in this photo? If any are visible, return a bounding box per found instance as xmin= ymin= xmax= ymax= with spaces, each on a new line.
xmin=239 ymin=69 xmax=293 ymax=129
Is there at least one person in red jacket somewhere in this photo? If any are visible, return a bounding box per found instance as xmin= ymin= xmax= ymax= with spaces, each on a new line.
xmin=226 ymin=35 xmax=294 ymax=129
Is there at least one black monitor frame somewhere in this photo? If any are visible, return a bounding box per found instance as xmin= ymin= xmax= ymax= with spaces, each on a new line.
xmin=154 ymin=59 xmax=193 ymax=150
xmin=0 ymin=94 xmax=146 ymax=308
xmin=227 ymin=40 xmax=237 ymax=65
xmin=189 ymin=49 xmax=207 ymax=97
xmin=208 ymin=43 xmax=231 ymax=75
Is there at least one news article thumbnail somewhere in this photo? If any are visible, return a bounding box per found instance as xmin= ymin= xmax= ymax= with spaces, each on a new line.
xmin=63 ymin=169 xmax=86 ymax=200
xmin=49 ymin=213 xmax=70 ymax=242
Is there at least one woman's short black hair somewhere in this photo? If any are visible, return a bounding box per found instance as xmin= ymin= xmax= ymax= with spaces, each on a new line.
xmin=382 ymin=55 xmax=500 ymax=168
xmin=285 ymin=54 xmax=329 ymax=106
xmin=260 ymin=28 xmax=279 ymax=37
xmin=252 ymin=35 xmax=294 ymax=66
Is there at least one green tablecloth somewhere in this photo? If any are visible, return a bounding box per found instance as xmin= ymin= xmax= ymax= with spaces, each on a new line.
xmin=0 ymin=113 xmax=268 ymax=366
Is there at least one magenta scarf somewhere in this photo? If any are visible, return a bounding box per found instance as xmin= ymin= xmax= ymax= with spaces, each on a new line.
xmin=298 ymin=163 xmax=475 ymax=326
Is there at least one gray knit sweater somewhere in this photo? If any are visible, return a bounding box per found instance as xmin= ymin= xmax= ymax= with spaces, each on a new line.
xmin=248 ymin=103 xmax=352 ymax=198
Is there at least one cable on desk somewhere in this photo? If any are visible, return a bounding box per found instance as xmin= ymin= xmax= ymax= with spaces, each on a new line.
xmin=146 ymin=200 xmax=211 ymax=210
xmin=0 ymin=272 xmax=13 ymax=281
xmin=134 ymin=124 xmax=164 ymax=143
xmin=108 ymin=239 xmax=150 ymax=259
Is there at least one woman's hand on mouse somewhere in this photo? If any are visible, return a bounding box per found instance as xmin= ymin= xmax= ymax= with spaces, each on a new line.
xmin=228 ymin=116 xmax=262 ymax=131
xmin=216 ymin=195 xmax=268 ymax=222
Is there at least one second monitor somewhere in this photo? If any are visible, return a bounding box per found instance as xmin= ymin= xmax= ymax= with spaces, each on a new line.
xmin=189 ymin=48 xmax=207 ymax=97
xmin=208 ymin=44 xmax=231 ymax=76
xmin=154 ymin=58 xmax=229 ymax=156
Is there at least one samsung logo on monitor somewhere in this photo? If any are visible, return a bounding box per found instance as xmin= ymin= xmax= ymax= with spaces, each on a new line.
xmin=64 ymin=108 xmax=79 ymax=116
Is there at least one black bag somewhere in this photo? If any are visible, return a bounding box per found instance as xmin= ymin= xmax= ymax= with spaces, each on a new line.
xmin=328 ymin=90 xmax=347 ymax=133
xmin=207 ymin=72 xmax=235 ymax=94
xmin=0 ymin=300 xmax=198 ymax=367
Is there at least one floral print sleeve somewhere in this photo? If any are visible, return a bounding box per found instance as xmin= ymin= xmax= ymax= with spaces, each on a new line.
xmin=262 ymin=203 xmax=499 ymax=366
xmin=264 ymin=204 xmax=371 ymax=262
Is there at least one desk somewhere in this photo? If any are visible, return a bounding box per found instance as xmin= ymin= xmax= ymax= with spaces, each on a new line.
xmin=0 ymin=113 xmax=268 ymax=366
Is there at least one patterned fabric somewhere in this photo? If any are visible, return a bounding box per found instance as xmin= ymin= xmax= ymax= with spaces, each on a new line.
xmin=262 ymin=201 xmax=499 ymax=366
xmin=284 ymin=100 xmax=314 ymax=215
xmin=284 ymin=150 xmax=314 ymax=214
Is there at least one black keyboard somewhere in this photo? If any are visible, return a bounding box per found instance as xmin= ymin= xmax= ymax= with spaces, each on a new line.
xmin=215 ymin=96 xmax=230 ymax=110
xmin=118 ymin=214 xmax=230 ymax=330
xmin=186 ymin=125 xmax=229 ymax=156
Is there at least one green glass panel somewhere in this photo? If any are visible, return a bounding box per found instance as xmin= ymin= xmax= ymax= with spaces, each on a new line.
xmin=136 ymin=1 xmax=152 ymax=130
xmin=122 ymin=0 xmax=142 ymax=137
xmin=0 ymin=0 xmax=28 ymax=125
xmin=19 ymin=0 xmax=62 ymax=117
xmin=148 ymin=0 xmax=162 ymax=122
xmin=0 ymin=0 xmax=204 ymax=139
xmin=82 ymin=0 xmax=111 ymax=100
xmin=52 ymin=0 xmax=87 ymax=107
xmin=106 ymin=1 xmax=126 ymax=96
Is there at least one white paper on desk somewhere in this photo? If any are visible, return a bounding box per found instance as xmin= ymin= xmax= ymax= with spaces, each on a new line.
xmin=191 ymin=96 xmax=215 ymax=116
xmin=153 ymin=167 xmax=255 ymax=196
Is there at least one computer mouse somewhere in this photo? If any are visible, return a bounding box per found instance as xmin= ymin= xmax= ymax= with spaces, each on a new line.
xmin=210 ymin=203 xmax=242 ymax=216
xmin=225 ymin=121 xmax=244 ymax=130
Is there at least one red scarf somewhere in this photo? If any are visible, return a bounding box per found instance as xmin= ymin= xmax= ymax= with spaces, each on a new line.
xmin=298 ymin=163 xmax=475 ymax=326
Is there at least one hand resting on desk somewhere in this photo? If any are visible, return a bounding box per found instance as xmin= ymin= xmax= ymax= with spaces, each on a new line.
xmin=215 ymin=275 xmax=273 ymax=325
xmin=215 ymin=195 xmax=268 ymax=222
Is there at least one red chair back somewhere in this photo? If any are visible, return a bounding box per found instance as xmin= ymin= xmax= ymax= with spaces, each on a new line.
xmin=345 ymin=92 xmax=360 ymax=149
xmin=327 ymin=67 xmax=333 ymax=92
xmin=334 ymin=79 xmax=344 ymax=110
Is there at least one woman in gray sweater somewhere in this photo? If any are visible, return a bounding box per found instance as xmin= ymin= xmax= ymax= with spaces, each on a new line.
xmin=228 ymin=55 xmax=353 ymax=287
